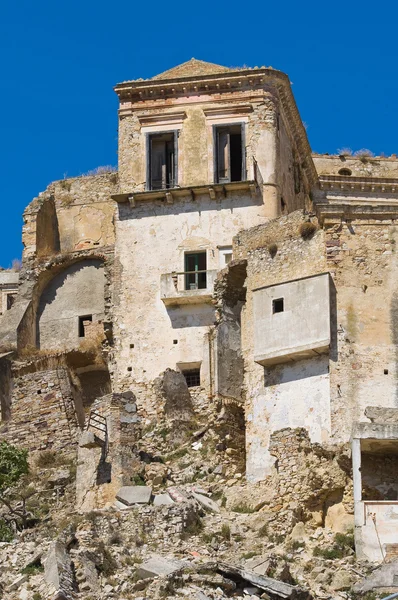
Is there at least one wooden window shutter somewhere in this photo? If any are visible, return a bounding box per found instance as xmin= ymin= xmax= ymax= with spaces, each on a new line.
xmin=217 ymin=129 xmax=230 ymax=183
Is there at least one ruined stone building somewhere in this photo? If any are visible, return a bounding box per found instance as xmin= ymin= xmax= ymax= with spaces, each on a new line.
xmin=1 ymin=58 xmax=398 ymax=563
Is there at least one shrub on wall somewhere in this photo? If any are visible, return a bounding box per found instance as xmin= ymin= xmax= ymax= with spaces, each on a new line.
xmin=299 ymin=221 xmax=317 ymax=240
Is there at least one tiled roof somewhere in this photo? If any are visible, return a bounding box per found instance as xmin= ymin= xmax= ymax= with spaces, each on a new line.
xmin=152 ymin=58 xmax=232 ymax=80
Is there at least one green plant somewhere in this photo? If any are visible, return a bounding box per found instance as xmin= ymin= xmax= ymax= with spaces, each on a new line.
xmin=108 ymin=532 xmax=123 ymax=545
xmin=0 ymin=518 xmax=13 ymax=541
xmin=220 ymin=524 xmax=231 ymax=541
xmin=36 ymin=450 xmax=57 ymax=468
xmin=258 ymin=523 xmax=268 ymax=538
xmin=165 ymin=447 xmax=188 ymax=461
xmin=288 ymin=539 xmax=305 ymax=551
xmin=299 ymin=221 xmax=317 ymax=240
xmin=21 ymin=563 xmax=44 ymax=576
xmin=33 ymin=593 xmax=43 ymax=600
xmin=96 ymin=542 xmax=118 ymax=576
xmin=130 ymin=474 xmax=146 ymax=486
xmin=201 ymin=532 xmax=214 ymax=544
xmin=268 ymin=243 xmax=278 ymax=258
xmin=241 ymin=550 xmax=258 ymax=559
xmin=221 ymin=496 xmax=227 ymax=508
xmin=231 ymin=502 xmax=255 ymax=514
xmin=181 ymin=517 xmax=203 ymax=539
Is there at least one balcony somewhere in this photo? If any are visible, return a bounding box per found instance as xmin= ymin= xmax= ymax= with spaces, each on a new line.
xmin=160 ymin=270 xmax=218 ymax=306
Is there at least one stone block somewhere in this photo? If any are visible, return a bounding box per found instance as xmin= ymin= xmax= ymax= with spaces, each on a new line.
xmin=192 ymin=491 xmax=220 ymax=513
xmin=79 ymin=431 xmax=97 ymax=448
xmin=136 ymin=555 xmax=185 ymax=580
xmin=116 ymin=486 xmax=152 ymax=506
xmin=153 ymin=493 xmax=175 ymax=506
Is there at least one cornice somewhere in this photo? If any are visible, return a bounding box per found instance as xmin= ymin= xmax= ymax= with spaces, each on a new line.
xmin=318 ymin=174 xmax=398 ymax=193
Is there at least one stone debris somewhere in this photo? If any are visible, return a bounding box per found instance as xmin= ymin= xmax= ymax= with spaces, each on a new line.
xmin=116 ymin=485 xmax=152 ymax=506
xmin=43 ymin=541 xmax=75 ymax=600
xmin=153 ymin=492 xmax=175 ymax=506
xmin=192 ymin=491 xmax=221 ymax=513
xmin=136 ymin=555 xmax=186 ymax=579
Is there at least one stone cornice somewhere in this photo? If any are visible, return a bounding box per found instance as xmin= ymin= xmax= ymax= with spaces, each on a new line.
xmin=318 ymin=174 xmax=398 ymax=193
xmin=315 ymin=201 xmax=398 ymax=225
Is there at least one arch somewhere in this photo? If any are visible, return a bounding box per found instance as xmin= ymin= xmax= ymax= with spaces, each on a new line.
xmin=36 ymin=258 xmax=105 ymax=350
xmin=338 ymin=168 xmax=352 ymax=176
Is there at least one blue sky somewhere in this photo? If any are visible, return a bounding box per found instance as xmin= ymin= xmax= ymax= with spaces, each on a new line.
xmin=1 ymin=0 xmax=397 ymax=266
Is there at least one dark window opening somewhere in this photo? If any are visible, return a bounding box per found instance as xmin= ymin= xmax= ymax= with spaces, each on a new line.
xmin=214 ymin=124 xmax=245 ymax=183
xmin=148 ymin=131 xmax=177 ymax=190
xmin=338 ymin=168 xmax=352 ymax=176
xmin=384 ymin=369 xmax=389 ymax=375
xmin=183 ymin=369 xmax=201 ymax=388
xmin=272 ymin=298 xmax=284 ymax=314
xmin=78 ymin=314 xmax=92 ymax=338
xmin=6 ymin=294 xmax=16 ymax=310
xmin=185 ymin=252 xmax=207 ymax=290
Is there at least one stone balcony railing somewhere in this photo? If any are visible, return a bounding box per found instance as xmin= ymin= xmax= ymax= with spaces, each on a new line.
xmin=160 ymin=270 xmax=218 ymax=306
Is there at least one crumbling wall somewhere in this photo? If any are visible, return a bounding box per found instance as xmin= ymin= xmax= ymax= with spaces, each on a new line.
xmin=0 ymin=354 xmax=12 ymax=421
xmin=23 ymin=172 xmax=117 ymax=259
xmin=35 ymin=196 xmax=60 ymax=258
xmin=268 ymin=428 xmax=352 ymax=535
xmin=1 ymin=365 xmax=82 ymax=453
xmin=235 ymin=210 xmax=329 ymax=481
xmin=324 ymin=219 xmax=398 ymax=441
xmin=37 ymin=258 xmax=105 ymax=350
xmin=213 ymin=259 xmax=247 ymax=403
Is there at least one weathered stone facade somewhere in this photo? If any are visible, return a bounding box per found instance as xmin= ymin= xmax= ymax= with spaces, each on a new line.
xmin=2 ymin=58 xmax=398 ymax=567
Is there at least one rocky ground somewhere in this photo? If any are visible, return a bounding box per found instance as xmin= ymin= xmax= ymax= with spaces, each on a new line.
xmin=0 ymin=383 xmax=392 ymax=599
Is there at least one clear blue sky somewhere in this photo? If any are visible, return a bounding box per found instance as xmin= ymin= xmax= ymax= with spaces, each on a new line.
xmin=1 ymin=0 xmax=397 ymax=267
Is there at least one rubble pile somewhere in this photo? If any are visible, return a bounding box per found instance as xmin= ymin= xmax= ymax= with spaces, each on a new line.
xmin=0 ymin=377 xmax=393 ymax=599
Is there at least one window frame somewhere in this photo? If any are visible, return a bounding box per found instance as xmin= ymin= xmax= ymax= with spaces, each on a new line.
xmin=184 ymin=251 xmax=207 ymax=291
xmin=212 ymin=122 xmax=246 ymax=184
xmin=218 ymin=246 xmax=233 ymax=268
xmin=146 ymin=130 xmax=179 ymax=191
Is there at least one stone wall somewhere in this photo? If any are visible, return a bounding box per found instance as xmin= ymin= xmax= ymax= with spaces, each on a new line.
xmin=1 ymin=365 xmax=82 ymax=454
xmin=112 ymin=191 xmax=272 ymax=393
xmin=268 ymin=428 xmax=351 ymax=535
xmin=234 ymin=210 xmax=329 ymax=481
xmin=23 ymin=172 xmax=117 ymax=260
xmin=37 ymin=258 xmax=105 ymax=350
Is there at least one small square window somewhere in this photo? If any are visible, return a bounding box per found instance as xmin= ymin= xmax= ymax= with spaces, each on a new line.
xmin=78 ymin=314 xmax=92 ymax=337
xmin=183 ymin=369 xmax=200 ymax=388
xmin=272 ymin=298 xmax=284 ymax=314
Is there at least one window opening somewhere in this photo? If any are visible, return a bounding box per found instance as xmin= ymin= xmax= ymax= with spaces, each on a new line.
xmin=183 ymin=369 xmax=201 ymax=388
xmin=6 ymin=294 xmax=16 ymax=310
xmin=272 ymin=298 xmax=284 ymax=314
xmin=185 ymin=252 xmax=207 ymax=290
xmin=148 ymin=131 xmax=177 ymax=190
xmin=214 ymin=124 xmax=245 ymax=183
xmin=338 ymin=168 xmax=352 ymax=176
xmin=219 ymin=246 xmax=233 ymax=268
xmin=78 ymin=314 xmax=92 ymax=338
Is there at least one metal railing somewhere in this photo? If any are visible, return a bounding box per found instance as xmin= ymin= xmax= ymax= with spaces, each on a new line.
xmin=170 ymin=269 xmax=209 ymax=292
